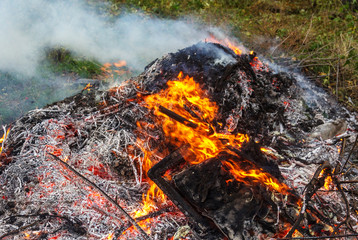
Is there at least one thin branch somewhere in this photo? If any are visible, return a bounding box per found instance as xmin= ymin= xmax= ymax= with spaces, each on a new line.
xmin=285 ymin=162 xmax=331 ymax=238
xmin=341 ymin=134 xmax=358 ymax=171
xmin=0 ymin=219 xmax=42 ymax=240
xmin=336 ymin=61 xmax=340 ymax=98
xmin=332 ymin=180 xmax=350 ymax=233
xmin=48 ymin=153 xmax=151 ymax=240
xmin=278 ymin=233 xmax=358 ymax=239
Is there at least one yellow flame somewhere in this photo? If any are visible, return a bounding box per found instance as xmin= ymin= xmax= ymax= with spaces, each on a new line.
xmin=107 ymin=232 xmax=114 ymax=240
xmin=223 ymin=159 xmax=290 ymax=194
xmin=0 ymin=127 xmax=10 ymax=155
xmin=324 ymin=175 xmax=332 ymax=190
xmin=143 ymin=72 xmax=249 ymax=164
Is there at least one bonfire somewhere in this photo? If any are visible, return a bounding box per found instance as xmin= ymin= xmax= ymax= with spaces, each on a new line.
xmin=0 ymin=39 xmax=357 ymax=240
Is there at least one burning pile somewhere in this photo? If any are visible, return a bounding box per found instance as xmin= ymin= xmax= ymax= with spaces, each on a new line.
xmin=0 ymin=40 xmax=357 ymax=240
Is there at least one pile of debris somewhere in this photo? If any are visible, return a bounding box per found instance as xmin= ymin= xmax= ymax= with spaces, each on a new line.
xmin=0 ymin=42 xmax=357 ymax=240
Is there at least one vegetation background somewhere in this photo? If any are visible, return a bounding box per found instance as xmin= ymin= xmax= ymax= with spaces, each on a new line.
xmin=107 ymin=0 xmax=357 ymax=109
xmin=0 ymin=0 xmax=357 ymax=125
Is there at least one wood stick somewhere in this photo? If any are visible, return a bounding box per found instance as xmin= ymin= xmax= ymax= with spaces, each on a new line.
xmin=48 ymin=153 xmax=151 ymax=240
xmin=158 ymin=105 xmax=198 ymax=129
xmin=278 ymin=233 xmax=358 ymax=239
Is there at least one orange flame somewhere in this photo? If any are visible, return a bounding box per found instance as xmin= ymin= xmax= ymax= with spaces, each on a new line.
xmin=83 ymin=83 xmax=92 ymax=91
xmin=135 ymin=72 xmax=291 ymax=221
xmin=142 ymin=72 xmax=249 ymax=165
xmin=222 ymin=159 xmax=290 ymax=194
xmin=206 ymin=35 xmax=242 ymax=55
xmin=131 ymin=139 xmax=167 ymax=218
xmin=0 ymin=127 xmax=10 ymax=156
xmin=324 ymin=175 xmax=332 ymax=190
xmin=101 ymin=60 xmax=129 ymax=79
xmin=107 ymin=232 xmax=114 ymax=240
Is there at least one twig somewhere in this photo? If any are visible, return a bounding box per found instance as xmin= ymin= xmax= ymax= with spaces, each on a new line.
xmin=339 ymin=180 xmax=358 ymax=184
xmin=117 ymin=207 xmax=174 ymax=236
xmin=334 ymin=137 xmax=347 ymax=174
xmin=48 ymin=153 xmax=151 ymax=240
xmin=285 ymin=162 xmax=331 ymax=238
xmin=278 ymin=233 xmax=358 ymax=239
xmin=0 ymin=219 xmax=42 ymax=240
xmin=341 ymin=134 xmax=358 ymax=172
xmin=158 ymin=105 xmax=198 ymax=129
xmin=135 ymin=206 xmax=173 ymax=222
xmin=332 ymin=180 xmax=350 ymax=233
xmin=271 ymin=32 xmax=295 ymax=56
xmin=336 ymin=61 xmax=340 ymax=98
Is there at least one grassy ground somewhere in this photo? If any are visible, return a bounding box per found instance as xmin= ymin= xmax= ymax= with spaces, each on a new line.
xmin=2 ymin=0 xmax=355 ymax=125
xmin=106 ymin=0 xmax=357 ymax=111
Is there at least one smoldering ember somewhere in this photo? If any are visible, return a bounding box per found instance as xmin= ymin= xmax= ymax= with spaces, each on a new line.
xmin=0 ymin=40 xmax=357 ymax=240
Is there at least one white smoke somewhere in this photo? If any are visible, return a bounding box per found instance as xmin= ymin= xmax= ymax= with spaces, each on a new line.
xmin=0 ymin=0 xmax=214 ymax=76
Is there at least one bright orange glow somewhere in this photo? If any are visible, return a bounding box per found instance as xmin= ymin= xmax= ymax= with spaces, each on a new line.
xmin=113 ymin=60 xmax=127 ymax=68
xmin=142 ymin=72 xmax=249 ymax=165
xmin=101 ymin=60 xmax=129 ymax=79
xmin=107 ymin=232 xmax=114 ymax=240
xmin=0 ymin=127 xmax=10 ymax=155
xmin=134 ymin=72 xmax=291 ymax=220
xmin=132 ymin=140 xmax=166 ymax=218
xmin=83 ymin=83 xmax=92 ymax=91
xmin=260 ymin=147 xmax=271 ymax=153
xmin=222 ymin=159 xmax=290 ymax=194
xmin=134 ymin=72 xmax=250 ymax=219
xmin=46 ymin=145 xmax=63 ymax=157
xmin=133 ymin=184 xmax=159 ymax=219
xmin=324 ymin=175 xmax=332 ymax=190
xmin=206 ymin=35 xmax=242 ymax=55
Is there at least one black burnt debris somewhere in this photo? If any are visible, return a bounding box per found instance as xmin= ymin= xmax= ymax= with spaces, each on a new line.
xmin=0 ymin=42 xmax=357 ymax=240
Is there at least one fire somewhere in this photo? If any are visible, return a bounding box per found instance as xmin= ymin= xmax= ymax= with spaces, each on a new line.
xmin=206 ymin=35 xmax=242 ymax=55
xmin=101 ymin=60 xmax=129 ymax=80
xmin=132 ymin=140 xmax=167 ymax=218
xmin=107 ymin=232 xmax=114 ymax=240
xmin=83 ymin=83 xmax=92 ymax=91
xmin=324 ymin=175 xmax=332 ymax=190
xmin=222 ymin=159 xmax=290 ymax=194
xmin=142 ymin=72 xmax=249 ymax=164
xmin=0 ymin=127 xmax=10 ymax=156
xmin=134 ymin=71 xmax=291 ymax=222
xmin=133 ymin=184 xmax=159 ymax=218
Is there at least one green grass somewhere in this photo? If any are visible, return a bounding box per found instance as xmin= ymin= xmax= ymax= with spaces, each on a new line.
xmin=6 ymin=0 xmax=354 ymax=117
xmin=107 ymin=0 xmax=357 ymax=110
xmin=43 ymin=48 xmax=103 ymax=79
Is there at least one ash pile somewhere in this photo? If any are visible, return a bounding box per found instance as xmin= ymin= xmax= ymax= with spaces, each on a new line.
xmin=0 ymin=42 xmax=357 ymax=240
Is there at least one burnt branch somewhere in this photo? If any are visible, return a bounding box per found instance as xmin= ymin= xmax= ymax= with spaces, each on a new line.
xmin=158 ymin=105 xmax=198 ymax=129
xmin=0 ymin=220 xmax=42 ymax=240
xmin=0 ymin=213 xmax=79 ymax=239
xmin=341 ymin=134 xmax=358 ymax=172
xmin=278 ymin=233 xmax=358 ymax=239
xmin=48 ymin=153 xmax=151 ymax=240
xmin=285 ymin=162 xmax=332 ymax=238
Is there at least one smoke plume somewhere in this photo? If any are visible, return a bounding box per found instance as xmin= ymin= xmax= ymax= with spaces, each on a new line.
xmin=0 ymin=0 xmax=213 ymax=76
